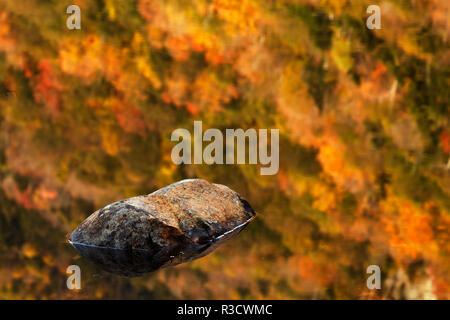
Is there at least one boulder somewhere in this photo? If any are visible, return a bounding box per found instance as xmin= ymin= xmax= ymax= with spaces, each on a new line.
xmin=69 ymin=179 xmax=256 ymax=276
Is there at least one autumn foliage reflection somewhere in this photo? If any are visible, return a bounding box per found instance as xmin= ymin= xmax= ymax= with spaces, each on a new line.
xmin=0 ymin=0 xmax=449 ymax=299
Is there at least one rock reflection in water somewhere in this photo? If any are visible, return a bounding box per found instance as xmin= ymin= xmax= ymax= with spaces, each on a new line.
xmin=69 ymin=218 xmax=251 ymax=277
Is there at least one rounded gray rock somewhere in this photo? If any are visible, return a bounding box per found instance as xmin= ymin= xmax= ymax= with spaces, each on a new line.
xmin=69 ymin=179 xmax=256 ymax=276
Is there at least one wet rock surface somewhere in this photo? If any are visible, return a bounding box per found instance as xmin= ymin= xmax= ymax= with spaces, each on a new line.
xmin=69 ymin=179 xmax=256 ymax=277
